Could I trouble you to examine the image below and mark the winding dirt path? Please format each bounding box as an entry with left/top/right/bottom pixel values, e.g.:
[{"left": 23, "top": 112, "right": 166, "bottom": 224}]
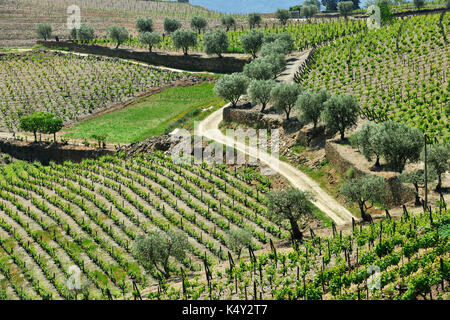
[{"left": 197, "top": 50, "right": 358, "bottom": 225}]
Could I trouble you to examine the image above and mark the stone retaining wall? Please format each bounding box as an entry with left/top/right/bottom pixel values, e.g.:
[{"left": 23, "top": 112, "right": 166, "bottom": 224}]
[
  {"left": 37, "top": 41, "right": 251, "bottom": 73},
  {"left": 0, "top": 139, "right": 115, "bottom": 165}
]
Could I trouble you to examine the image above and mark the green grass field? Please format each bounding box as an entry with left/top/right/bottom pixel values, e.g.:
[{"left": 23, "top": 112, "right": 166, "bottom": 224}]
[{"left": 64, "top": 82, "right": 225, "bottom": 143}]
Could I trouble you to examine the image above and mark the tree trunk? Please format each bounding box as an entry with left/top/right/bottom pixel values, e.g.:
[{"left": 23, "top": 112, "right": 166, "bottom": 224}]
[
  {"left": 359, "top": 203, "right": 371, "bottom": 222},
  {"left": 436, "top": 175, "right": 442, "bottom": 192},
  {"left": 115, "top": 43, "right": 120, "bottom": 49},
  {"left": 413, "top": 184, "right": 421, "bottom": 206},
  {"left": 33, "top": 131, "right": 37, "bottom": 142},
  {"left": 340, "top": 130, "right": 345, "bottom": 141},
  {"left": 289, "top": 217, "right": 303, "bottom": 242},
  {"left": 375, "top": 156, "right": 380, "bottom": 167},
  {"left": 53, "top": 132, "right": 56, "bottom": 142},
  {"left": 260, "top": 103, "right": 266, "bottom": 113}
]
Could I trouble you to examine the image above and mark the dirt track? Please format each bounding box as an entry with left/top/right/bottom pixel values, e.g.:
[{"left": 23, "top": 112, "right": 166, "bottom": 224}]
[{"left": 197, "top": 50, "right": 358, "bottom": 226}]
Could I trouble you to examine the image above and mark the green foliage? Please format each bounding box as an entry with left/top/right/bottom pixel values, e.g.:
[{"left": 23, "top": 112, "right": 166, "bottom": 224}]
[
  {"left": 213, "top": 73, "right": 249, "bottom": 107},
  {"left": 163, "top": 18, "right": 182, "bottom": 34},
  {"left": 135, "top": 17, "right": 154, "bottom": 33},
  {"left": 203, "top": 30, "right": 229, "bottom": 57},
  {"left": 413, "top": 0, "right": 425, "bottom": 9},
  {"left": 190, "top": 16, "right": 208, "bottom": 34},
  {"left": 107, "top": 26, "right": 129, "bottom": 49},
  {"left": 42, "top": 116, "right": 63, "bottom": 142},
  {"left": 221, "top": 15, "right": 236, "bottom": 31},
  {"left": 172, "top": 30, "right": 197, "bottom": 55},
  {"left": 295, "top": 89, "right": 330, "bottom": 128},
  {"left": 422, "top": 143, "right": 450, "bottom": 190},
  {"left": 266, "top": 188, "right": 315, "bottom": 241},
  {"left": 271, "top": 83, "right": 302, "bottom": 120},
  {"left": 370, "top": 121, "right": 423, "bottom": 172},
  {"left": 248, "top": 13, "right": 262, "bottom": 29},
  {"left": 36, "top": 23, "right": 52, "bottom": 41},
  {"left": 240, "top": 30, "right": 264, "bottom": 58},
  {"left": 19, "top": 112, "right": 62, "bottom": 142},
  {"left": 76, "top": 24, "right": 95, "bottom": 43},
  {"left": 248, "top": 79, "right": 276, "bottom": 112},
  {"left": 139, "top": 32, "right": 161, "bottom": 52},
  {"left": 275, "top": 8, "right": 291, "bottom": 25},
  {"left": 340, "top": 175, "right": 387, "bottom": 221},
  {"left": 227, "top": 228, "right": 253, "bottom": 258},
  {"left": 322, "top": 94, "right": 359, "bottom": 140},
  {"left": 301, "top": 5, "right": 318, "bottom": 22},
  {"left": 243, "top": 58, "right": 275, "bottom": 80},
  {"left": 337, "top": 1, "right": 354, "bottom": 18},
  {"left": 353, "top": 122, "right": 381, "bottom": 165},
  {"left": 262, "top": 32, "right": 295, "bottom": 53},
  {"left": 133, "top": 230, "right": 188, "bottom": 279}
]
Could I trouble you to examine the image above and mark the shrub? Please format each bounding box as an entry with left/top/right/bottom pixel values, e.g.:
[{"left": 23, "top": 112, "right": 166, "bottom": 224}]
[
  {"left": 296, "top": 89, "right": 330, "bottom": 128},
  {"left": 260, "top": 39, "right": 292, "bottom": 56},
  {"left": 139, "top": 32, "right": 161, "bottom": 52},
  {"left": 135, "top": 17, "right": 153, "bottom": 33},
  {"left": 107, "top": 25, "right": 129, "bottom": 49},
  {"left": 214, "top": 73, "right": 249, "bottom": 107},
  {"left": 262, "top": 53, "right": 287, "bottom": 78},
  {"left": 76, "top": 24, "right": 95, "bottom": 43},
  {"left": 243, "top": 58, "right": 275, "bottom": 80},
  {"left": 163, "top": 18, "right": 181, "bottom": 34},
  {"left": 422, "top": 143, "right": 450, "bottom": 191},
  {"left": 301, "top": 5, "right": 318, "bottom": 22},
  {"left": 36, "top": 23, "right": 52, "bottom": 41},
  {"left": 172, "top": 30, "right": 197, "bottom": 55},
  {"left": 203, "top": 30, "right": 229, "bottom": 57}
]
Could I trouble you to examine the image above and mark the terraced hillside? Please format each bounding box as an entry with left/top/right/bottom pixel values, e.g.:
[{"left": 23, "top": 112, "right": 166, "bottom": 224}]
[
  {"left": 301, "top": 13, "right": 449, "bottom": 141},
  {"left": 0, "top": 0, "right": 235, "bottom": 47},
  {"left": 0, "top": 152, "right": 303, "bottom": 299},
  {"left": 151, "top": 207, "right": 450, "bottom": 300},
  {"left": 0, "top": 51, "right": 199, "bottom": 133}
]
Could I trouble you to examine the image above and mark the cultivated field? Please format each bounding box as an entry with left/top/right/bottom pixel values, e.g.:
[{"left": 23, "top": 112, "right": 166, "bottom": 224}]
[
  {"left": 0, "top": 51, "right": 198, "bottom": 134},
  {"left": 302, "top": 13, "right": 449, "bottom": 141}
]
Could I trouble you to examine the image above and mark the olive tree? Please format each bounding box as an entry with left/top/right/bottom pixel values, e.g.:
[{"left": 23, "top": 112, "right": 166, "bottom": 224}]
[
  {"left": 214, "top": 73, "right": 249, "bottom": 107},
  {"left": 338, "top": 1, "right": 354, "bottom": 19},
  {"left": 340, "top": 175, "right": 387, "bottom": 222},
  {"left": 243, "top": 58, "right": 275, "bottom": 80},
  {"left": 263, "top": 53, "right": 287, "bottom": 78},
  {"left": 107, "top": 25, "right": 129, "bottom": 49},
  {"left": 36, "top": 23, "right": 52, "bottom": 41},
  {"left": 275, "top": 8, "right": 291, "bottom": 25},
  {"left": 422, "top": 143, "right": 450, "bottom": 191},
  {"left": 295, "top": 89, "right": 330, "bottom": 128},
  {"left": 260, "top": 39, "right": 292, "bottom": 56},
  {"left": 163, "top": 18, "right": 182, "bottom": 34},
  {"left": 76, "top": 24, "right": 95, "bottom": 43},
  {"left": 43, "top": 115, "right": 63, "bottom": 142},
  {"left": 413, "top": 0, "right": 425, "bottom": 9},
  {"left": 172, "top": 30, "right": 197, "bottom": 55},
  {"left": 139, "top": 32, "right": 161, "bottom": 52},
  {"left": 301, "top": 5, "right": 318, "bottom": 23},
  {"left": 370, "top": 121, "right": 423, "bottom": 172},
  {"left": 399, "top": 169, "right": 437, "bottom": 206},
  {"left": 19, "top": 112, "right": 49, "bottom": 142},
  {"left": 240, "top": 30, "right": 264, "bottom": 58},
  {"left": 266, "top": 188, "right": 315, "bottom": 242},
  {"left": 353, "top": 122, "right": 382, "bottom": 167},
  {"left": 262, "top": 32, "right": 295, "bottom": 52},
  {"left": 221, "top": 15, "right": 236, "bottom": 31},
  {"left": 227, "top": 228, "right": 253, "bottom": 259},
  {"left": 135, "top": 17, "right": 153, "bottom": 33},
  {"left": 203, "top": 30, "right": 229, "bottom": 57},
  {"left": 270, "top": 83, "right": 302, "bottom": 120},
  {"left": 248, "top": 13, "right": 262, "bottom": 29},
  {"left": 321, "top": 94, "right": 359, "bottom": 140},
  {"left": 248, "top": 79, "right": 275, "bottom": 113},
  {"left": 190, "top": 16, "right": 208, "bottom": 34},
  {"left": 133, "top": 230, "right": 188, "bottom": 279}
]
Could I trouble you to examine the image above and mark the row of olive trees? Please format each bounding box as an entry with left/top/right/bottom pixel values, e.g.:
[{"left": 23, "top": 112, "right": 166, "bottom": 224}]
[{"left": 19, "top": 112, "right": 63, "bottom": 142}]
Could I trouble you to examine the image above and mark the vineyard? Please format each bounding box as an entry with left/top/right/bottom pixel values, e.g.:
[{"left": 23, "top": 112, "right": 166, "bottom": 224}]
[
  {"left": 0, "top": 152, "right": 310, "bottom": 299},
  {"left": 0, "top": 0, "right": 236, "bottom": 47},
  {"left": 86, "top": 18, "right": 367, "bottom": 54},
  {"left": 301, "top": 13, "right": 449, "bottom": 141},
  {"left": 0, "top": 51, "right": 197, "bottom": 134},
  {"left": 148, "top": 206, "right": 450, "bottom": 300}
]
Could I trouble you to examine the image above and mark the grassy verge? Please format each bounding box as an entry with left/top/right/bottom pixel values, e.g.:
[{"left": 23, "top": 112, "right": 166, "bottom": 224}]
[{"left": 64, "top": 82, "right": 225, "bottom": 143}]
